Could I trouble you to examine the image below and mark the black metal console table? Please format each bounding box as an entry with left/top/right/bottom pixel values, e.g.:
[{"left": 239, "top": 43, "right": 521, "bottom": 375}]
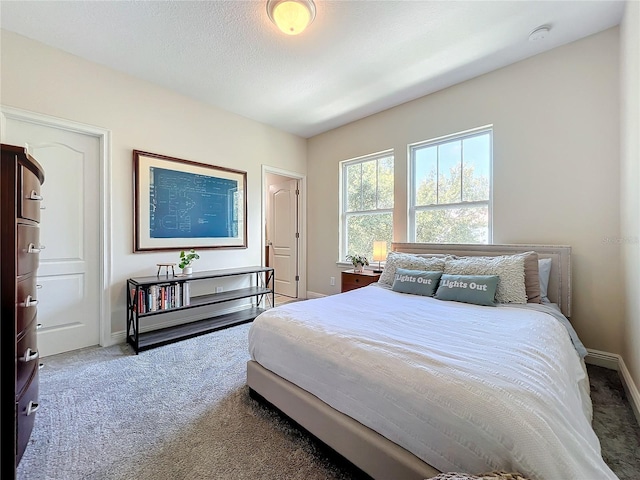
[{"left": 126, "top": 266, "right": 274, "bottom": 354}]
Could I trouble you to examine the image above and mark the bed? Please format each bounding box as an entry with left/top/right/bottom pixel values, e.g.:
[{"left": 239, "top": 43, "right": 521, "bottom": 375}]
[{"left": 246, "top": 243, "right": 617, "bottom": 480}]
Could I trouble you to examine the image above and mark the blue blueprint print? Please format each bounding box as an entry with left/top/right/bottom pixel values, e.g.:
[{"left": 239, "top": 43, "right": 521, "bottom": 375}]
[{"left": 149, "top": 167, "right": 239, "bottom": 239}]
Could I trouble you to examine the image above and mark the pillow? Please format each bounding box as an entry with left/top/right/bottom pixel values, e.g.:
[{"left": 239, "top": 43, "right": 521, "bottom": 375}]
[
  {"left": 444, "top": 254, "right": 527, "bottom": 304},
  {"left": 391, "top": 268, "right": 442, "bottom": 296},
  {"left": 461, "top": 252, "right": 540, "bottom": 303},
  {"left": 379, "top": 251, "right": 446, "bottom": 286},
  {"left": 538, "top": 258, "right": 552, "bottom": 303},
  {"left": 523, "top": 251, "right": 541, "bottom": 304},
  {"left": 435, "top": 274, "right": 499, "bottom": 306}
]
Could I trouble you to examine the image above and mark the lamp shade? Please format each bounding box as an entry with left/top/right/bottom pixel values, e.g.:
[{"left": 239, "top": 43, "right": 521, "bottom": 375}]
[
  {"left": 267, "top": 0, "right": 316, "bottom": 36},
  {"left": 372, "top": 241, "right": 387, "bottom": 262}
]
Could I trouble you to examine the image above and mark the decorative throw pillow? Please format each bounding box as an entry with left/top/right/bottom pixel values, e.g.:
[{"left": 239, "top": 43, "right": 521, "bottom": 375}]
[
  {"left": 391, "top": 268, "right": 442, "bottom": 296},
  {"left": 379, "top": 251, "right": 446, "bottom": 286},
  {"left": 435, "top": 274, "right": 499, "bottom": 307},
  {"left": 522, "top": 251, "right": 541, "bottom": 303},
  {"left": 444, "top": 254, "right": 527, "bottom": 304},
  {"left": 538, "top": 257, "right": 552, "bottom": 303},
  {"left": 460, "top": 252, "right": 539, "bottom": 303}
]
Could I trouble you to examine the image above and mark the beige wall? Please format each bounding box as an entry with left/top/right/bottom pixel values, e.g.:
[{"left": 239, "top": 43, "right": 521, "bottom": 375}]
[
  {"left": 0, "top": 30, "right": 307, "bottom": 339},
  {"left": 308, "top": 28, "right": 622, "bottom": 355},
  {"left": 620, "top": 1, "right": 640, "bottom": 392}
]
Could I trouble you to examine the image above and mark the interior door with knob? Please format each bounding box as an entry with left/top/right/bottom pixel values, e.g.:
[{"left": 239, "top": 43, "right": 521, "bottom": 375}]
[
  {"left": 4, "top": 118, "right": 101, "bottom": 356},
  {"left": 268, "top": 179, "right": 299, "bottom": 298}
]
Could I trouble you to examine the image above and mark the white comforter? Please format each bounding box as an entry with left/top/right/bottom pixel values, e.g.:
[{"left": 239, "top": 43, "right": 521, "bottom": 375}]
[{"left": 248, "top": 285, "right": 617, "bottom": 480}]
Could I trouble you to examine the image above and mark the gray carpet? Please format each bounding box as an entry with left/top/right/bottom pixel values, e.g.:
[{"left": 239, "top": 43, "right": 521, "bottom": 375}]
[
  {"left": 17, "top": 323, "right": 640, "bottom": 480},
  {"left": 589, "top": 364, "right": 640, "bottom": 479}
]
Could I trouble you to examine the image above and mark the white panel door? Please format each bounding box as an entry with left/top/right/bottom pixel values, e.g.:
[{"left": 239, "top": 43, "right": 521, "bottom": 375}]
[
  {"left": 4, "top": 119, "right": 100, "bottom": 357},
  {"left": 269, "top": 179, "right": 298, "bottom": 298}
]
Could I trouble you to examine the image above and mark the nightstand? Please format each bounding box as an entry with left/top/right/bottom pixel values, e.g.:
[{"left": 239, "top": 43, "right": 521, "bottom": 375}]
[{"left": 341, "top": 269, "right": 382, "bottom": 293}]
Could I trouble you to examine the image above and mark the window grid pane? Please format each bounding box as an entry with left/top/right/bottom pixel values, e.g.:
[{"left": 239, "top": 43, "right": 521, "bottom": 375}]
[
  {"left": 414, "top": 146, "right": 437, "bottom": 206},
  {"left": 377, "top": 156, "right": 394, "bottom": 209},
  {"left": 361, "top": 160, "right": 377, "bottom": 211},
  {"left": 346, "top": 163, "right": 362, "bottom": 212},
  {"left": 462, "top": 134, "right": 491, "bottom": 202},
  {"left": 437, "top": 141, "right": 462, "bottom": 205},
  {"left": 415, "top": 204, "right": 489, "bottom": 244},
  {"left": 346, "top": 212, "right": 393, "bottom": 261}
]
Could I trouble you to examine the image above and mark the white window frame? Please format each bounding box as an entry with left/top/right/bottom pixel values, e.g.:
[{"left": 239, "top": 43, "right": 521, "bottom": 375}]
[
  {"left": 408, "top": 126, "right": 493, "bottom": 244},
  {"left": 339, "top": 150, "right": 394, "bottom": 262}
]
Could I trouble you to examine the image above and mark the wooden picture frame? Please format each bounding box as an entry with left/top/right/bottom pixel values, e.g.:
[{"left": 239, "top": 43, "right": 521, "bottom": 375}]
[{"left": 133, "top": 150, "right": 247, "bottom": 252}]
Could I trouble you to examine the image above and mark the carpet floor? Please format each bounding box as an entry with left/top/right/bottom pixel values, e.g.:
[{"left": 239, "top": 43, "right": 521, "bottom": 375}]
[{"left": 17, "top": 323, "right": 640, "bottom": 480}]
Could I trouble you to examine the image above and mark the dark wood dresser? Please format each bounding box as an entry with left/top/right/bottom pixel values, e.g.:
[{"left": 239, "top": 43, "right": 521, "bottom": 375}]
[{"left": 1, "top": 143, "right": 45, "bottom": 475}]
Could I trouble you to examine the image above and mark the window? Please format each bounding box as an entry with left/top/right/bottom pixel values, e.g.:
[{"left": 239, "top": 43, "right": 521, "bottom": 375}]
[
  {"left": 341, "top": 151, "right": 394, "bottom": 262},
  {"left": 409, "top": 127, "right": 492, "bottom": 244}
]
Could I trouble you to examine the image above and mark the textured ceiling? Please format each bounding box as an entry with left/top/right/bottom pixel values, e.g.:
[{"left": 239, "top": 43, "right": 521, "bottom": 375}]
[{"left": 0, "top": 1, "right": 626, "bottom": 138}]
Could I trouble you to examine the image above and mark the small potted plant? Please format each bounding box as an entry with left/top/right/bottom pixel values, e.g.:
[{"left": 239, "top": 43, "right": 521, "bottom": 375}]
[
  {"left": 346, "top": 254, "right": 369, "bottom": 273},
  {"left": 178, "top": 249, "right": 200, "bottom": 275}
]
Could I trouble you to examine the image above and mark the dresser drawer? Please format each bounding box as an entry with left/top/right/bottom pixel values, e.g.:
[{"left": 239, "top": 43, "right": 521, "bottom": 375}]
[
  {"left": 17, "top": 223, "right": 40, "bottom": 276},
  {"left": 16, "top": 366, "right": 39, "bottom": 465},
  {"left": 341, "top": 270, "right": 381, "bottom": 292},
  {"left": 17, "top": 275, "right": 39, "bottom": 334},
  {"left": 16, "top": 318, "right": 39, "bottom": 397},
  {"left": 20, "top": 165, "right": 43, "bottom": 223}
]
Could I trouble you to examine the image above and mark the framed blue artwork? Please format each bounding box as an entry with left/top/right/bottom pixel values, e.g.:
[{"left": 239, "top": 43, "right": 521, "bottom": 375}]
[{"left": 133, "top": 150, "right": 247, "bottom": 252}]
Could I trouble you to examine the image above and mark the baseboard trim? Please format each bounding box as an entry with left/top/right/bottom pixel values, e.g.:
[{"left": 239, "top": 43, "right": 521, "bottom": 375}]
[
  {"left": 110, "top": 331, "right": 126, "bottom": 346},
  {"left": 619, "top": 356, "right": 640, "bottom": 425},
  {"left": 586, "top": 349, "right": 640, "bottom": 425},
  {"left": 306, "top": 291, "right": 327, "bottom": 299},
  {"left": 585, "top": 348, "right": 619, "bottom": 370}
]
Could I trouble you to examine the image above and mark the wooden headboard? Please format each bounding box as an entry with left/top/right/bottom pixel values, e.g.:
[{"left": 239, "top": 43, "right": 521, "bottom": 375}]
[{"left": 391, "top": 243, "right": 572, "bottom": 318}]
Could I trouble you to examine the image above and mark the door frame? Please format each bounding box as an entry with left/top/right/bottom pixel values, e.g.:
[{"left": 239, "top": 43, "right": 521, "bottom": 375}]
[
  {"left": 1, "top": 105, "right": 113, "bottom": 348},
  {"left": 262, "top": 165, "right": 306, "bottom": 299}
]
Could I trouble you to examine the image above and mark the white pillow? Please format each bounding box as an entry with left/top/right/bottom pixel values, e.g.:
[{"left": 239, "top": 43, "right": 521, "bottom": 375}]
[
  {"left": 444, "top": 254, "right": 527, "bottom": 304},
  {"left": 379, "top": 252, "right": 446, "bottom": 286},
  {"left": 538, "top": 258, "right": 552, "bottom": 303}
]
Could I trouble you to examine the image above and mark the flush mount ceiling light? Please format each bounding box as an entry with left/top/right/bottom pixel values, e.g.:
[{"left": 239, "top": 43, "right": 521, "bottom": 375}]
[
  {"left": 267, "top": 0, "right": 316, "bottom": 36},
  {"left": 529, "top": 25, "right": 551, "bottom": 42}
]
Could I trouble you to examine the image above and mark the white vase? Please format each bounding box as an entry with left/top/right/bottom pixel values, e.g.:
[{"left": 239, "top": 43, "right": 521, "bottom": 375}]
[
  {"left": 182, "top": 266, "right": 192, "bottom": 275},
  {"left": 354, "top": 263, "right": 364, "bottom": 273}
]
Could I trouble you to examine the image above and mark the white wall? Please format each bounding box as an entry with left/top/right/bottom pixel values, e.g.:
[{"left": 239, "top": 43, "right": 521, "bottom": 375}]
[
  {"left": 307, "top": 28, "right": 622, "bottom": 355},
  {"left": 0, "top": 30, "right": 307, "bottom": 340},
  {"left": 620, "top": 1, "right": 640, "bottom": 392}
]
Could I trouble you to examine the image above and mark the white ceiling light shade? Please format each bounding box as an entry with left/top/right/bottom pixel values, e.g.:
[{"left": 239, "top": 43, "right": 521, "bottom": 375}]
[{"left": 267, "top": 0, "right": 316, "bottom": 36}]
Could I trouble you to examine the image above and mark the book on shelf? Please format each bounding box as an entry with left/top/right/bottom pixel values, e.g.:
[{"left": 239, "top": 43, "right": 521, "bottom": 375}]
[
  {"left": 175, "top": 283, "right": 182, "bottom": 308},
  {"left": 148, "top": 286, "right": 154, "bottom": 312},
  {"left": 138, "top": 289, "right": 145, "bottom": 313},
  {"left": 183, "top": 282, "right": 190, "bottom": 306}
]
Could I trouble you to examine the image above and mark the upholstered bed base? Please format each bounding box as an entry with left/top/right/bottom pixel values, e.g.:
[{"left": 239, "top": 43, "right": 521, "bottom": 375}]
[{"left": 247, "top": 359, "right": 440, "bottom": 479}]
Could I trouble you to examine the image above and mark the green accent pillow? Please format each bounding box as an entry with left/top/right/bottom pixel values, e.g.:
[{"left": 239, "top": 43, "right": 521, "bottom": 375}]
[
  {"left": 435, "top": 274, "right": 499, "bottom": 306},
  {"left": 391, "top": 268, "right": 443, "bottom": 296}
]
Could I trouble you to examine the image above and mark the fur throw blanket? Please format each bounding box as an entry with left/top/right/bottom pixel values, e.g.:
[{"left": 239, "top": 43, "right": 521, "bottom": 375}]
[{"left": 427, "top": 472, "right": 530, "bottom": 480}]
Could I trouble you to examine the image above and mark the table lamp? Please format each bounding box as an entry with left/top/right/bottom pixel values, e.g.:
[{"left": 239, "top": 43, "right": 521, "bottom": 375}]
[{"left": 372, "top": 241, "right": 387, "bottom": 273}]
